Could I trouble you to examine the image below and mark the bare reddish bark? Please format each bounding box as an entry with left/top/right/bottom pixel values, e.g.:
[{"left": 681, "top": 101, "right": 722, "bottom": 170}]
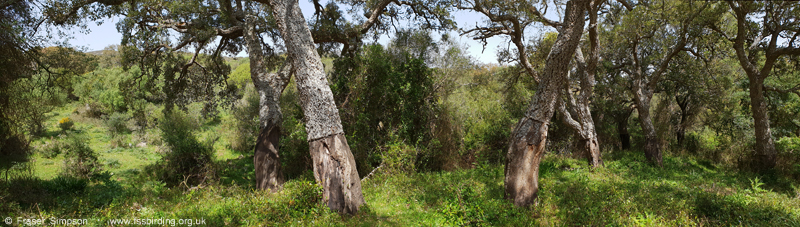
[{"left": 243, "top": 15, "right": 291, "bottom": 191}]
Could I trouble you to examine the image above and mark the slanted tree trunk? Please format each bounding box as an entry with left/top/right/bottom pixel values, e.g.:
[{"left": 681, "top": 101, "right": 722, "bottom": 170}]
[
  {"left": 555, "top": 4, "right": 603, "bottom": 168},
  {"left": 504, "top": 0, "right": 587, "bottom": 207},
  {"left": 557, "top": 49, "right": 601, "bottom": 167},
  {"left": 243, "top": 15, "right": 291, "bottom": 192},
  {"left": 558, "top": 96, "right": 601, "bottom": 167},
  {"left": 258, "top": 0, "right": 365, "bottom": 213}
]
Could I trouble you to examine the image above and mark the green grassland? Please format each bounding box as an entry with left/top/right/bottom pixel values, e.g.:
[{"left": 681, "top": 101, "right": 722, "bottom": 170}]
[{"left": 1, "top": 102, "right": 799, "bottom": 226}]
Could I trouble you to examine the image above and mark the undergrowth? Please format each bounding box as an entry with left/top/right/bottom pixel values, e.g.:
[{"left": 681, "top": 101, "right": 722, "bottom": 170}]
[
  {"left": 3, "top": 103, "right": 799, "bottom": 226},
  {"left": 3, "top": 149, "right": 799, "bottom": 226}
]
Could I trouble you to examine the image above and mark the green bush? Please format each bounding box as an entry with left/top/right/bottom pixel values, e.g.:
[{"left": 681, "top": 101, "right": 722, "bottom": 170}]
[
  {"left": 153, "top": 110, "right": 215, "bottom": 186},
  {"left": 38, "top": 137, "right": 66, "bottom": 158},
  {"left": 225, "top": 83, "right": 259, "bottom": 153},
  {"left": 226, "top": 62, "right": 251, "bottom": 89},
  {"left": 382, "top": 138, "right": 418, "bottom": 174},
  {"left": 776, "top": 136, "right": 800, "bottom": 154},
  {"left": 686, "top": 127, "right": 720, "bottom": 159},
  {"left": 105, "top": 111, "right": 130, "bottom": 137},
  {"left": 83, "top": 102, "right": 105, "bottom": 118},
  {"left": 61, "top": 135, "right": 102, "bottom": 179},
  {"left": 283, "top": 179, "right": 324, "bottom": 217},
  {"left": 452, "top": 67, "right": 524, "bottom": 165},
  {"left": 275, "top": 78, "right": 312, "bottom": 179},
  {"left": 74, "top": 67, "right": 140, "bottom": 114},
  {"left": 46, "top": 176, "right": 88, "bottom": 195},
  {"left": 331, "top": 43, "right": 436, "bottom": 173}
]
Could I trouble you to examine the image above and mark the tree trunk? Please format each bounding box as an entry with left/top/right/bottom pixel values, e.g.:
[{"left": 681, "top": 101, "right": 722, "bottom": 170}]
[
  {"left": 259, "top": 0, "right": 365, "bottom": 213},
  {"left": 616, "top": 110, "right": 632, "bottom": 150},
  {"left": 748, "top": 76, "right": 777, "bottom": 171},
  {"left": 558, "top": 85, "right": 602, "bottom": 168},
  {"left": 728, "top": 2, "right": 779, "bottom": 172},
  {"left": 676, "top": 95, "right": 690, "bottom": 148},
  {"left": 558, "top": 98, "right": 602, "bottom": 168},
  {"left": 243, "top": 15, "right": 291, "bottom": 192},
  {"left": 633, "top": 90, "right": 662, "bottom": 167},
  {"left": 555, "top": 4, "right": 603, "bottom": 168},
  {"left": 504, "top": 0, "right": 587, "bottom": 207}
]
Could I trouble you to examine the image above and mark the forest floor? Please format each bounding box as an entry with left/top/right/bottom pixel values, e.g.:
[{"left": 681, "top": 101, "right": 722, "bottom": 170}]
[{"left": 1, "top": 103, "right": 799, "bottom": 226}]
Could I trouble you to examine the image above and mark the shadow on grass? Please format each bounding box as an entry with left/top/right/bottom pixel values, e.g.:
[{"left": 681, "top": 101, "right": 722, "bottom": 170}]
[
  {"left": 0, "top": 172, "right": 126, "bottom": 216},
  {"left": 217, "top": 156, "right": 255, "bottom": 188}
]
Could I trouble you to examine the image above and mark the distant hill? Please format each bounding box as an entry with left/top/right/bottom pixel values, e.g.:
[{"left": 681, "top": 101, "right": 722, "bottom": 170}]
[{"left": 86, "top": 50, "right": 106, "bottom": 56}]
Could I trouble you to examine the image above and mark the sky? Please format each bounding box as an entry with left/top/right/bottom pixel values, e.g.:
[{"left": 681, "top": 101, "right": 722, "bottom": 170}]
[{"left": 65, "top": 1, "right": 559, "bottom": 65}]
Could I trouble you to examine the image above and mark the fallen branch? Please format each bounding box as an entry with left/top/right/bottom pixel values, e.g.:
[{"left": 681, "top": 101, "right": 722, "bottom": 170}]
[{"left": 361, "top": 162, "right": 383, "bottom": 182}]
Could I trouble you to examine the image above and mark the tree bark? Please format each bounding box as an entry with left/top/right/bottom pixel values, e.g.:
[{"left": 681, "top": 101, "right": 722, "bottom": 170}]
[
  {"left": 676, "top": 95, "right": 690, "bottom": 148},
  {"left": 243, "top": 15, "right": 291, "bottom": 192},
  {"left": 632, "top": 84, "right": 662, "bottom": 166},
  {"left": 555, "top": 3, "right": 603, "bottom": 168},
  {"left": 257, "top": 0, "right": 365, "bottom": 213},
  {"left": 504, "top": 0, "right": 587, "bottom": 207},
  {"left": 616, "top": 109, "right": 632, "bottom": 150},
  {"left": 749, "top": 78, "right": 777, "bottom": 170},
  {"left": 728, "top": 2, "right": 782, "bottom": 172}
]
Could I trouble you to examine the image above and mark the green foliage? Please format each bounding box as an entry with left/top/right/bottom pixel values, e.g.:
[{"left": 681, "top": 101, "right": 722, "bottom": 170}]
[
  {"left": 382, "top": 138, "right": 418, "bottom": 174},
  {"left": 448, "top": 66, "right": 530, "bottom": 165},
  {"left": 226, "top": 62, "right": 251, "bottom": 90},
  {"left": 776, "top": 136, "right": 800, "bottom": 154},
  {"left": 278, "top": 80, "right": 311, "bottom": 179},
  {"left": 46, "top": 176, "right": 88, "bottom": 195},
  {"left": 61, "top": 135, "right": 102, "bottom": 179},
  {"left": 686, "top": 127, "right": 719, "bottom": 155},
  {"left": 283, "top": 179, "right": 324, "bottom": 216},
  {"left": 441, "top": 184, "right": 491, "bottom": 226},
  {"left": 75, "top": 67, "right": 142, "bottom": 113},
  {"left": 224, "top": 83, "right": 259, "bottom": 153},
  {"left": 104, "top": 112, "right": 130, "bottom": 138},
  {"left": 38, "top": 136, "right": 67, "bottom": 158},
  {"left": 152, "top": 110, "right": 215, "bottom": 186},
  {"left": 332, "top": 42, "right": 436, "bottom": 172}
]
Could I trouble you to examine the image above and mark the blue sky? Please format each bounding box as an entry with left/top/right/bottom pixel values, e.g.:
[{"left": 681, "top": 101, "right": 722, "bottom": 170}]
[{"left": 66, "top": 1, "right": 558, "bottom": 65}]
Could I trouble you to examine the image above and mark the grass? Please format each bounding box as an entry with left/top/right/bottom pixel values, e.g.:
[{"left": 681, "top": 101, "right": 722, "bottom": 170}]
[{"left": 2, "top": 102, "right": 800, "bottom": 226}]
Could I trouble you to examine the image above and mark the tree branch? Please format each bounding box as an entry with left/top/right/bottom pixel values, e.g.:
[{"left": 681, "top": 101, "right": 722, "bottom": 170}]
[
  {"left": 764, "top": 84, "right": 800, "bottom": 97},
  {"left": 49, "top": 0, "right": 129, "bottom": 25}
]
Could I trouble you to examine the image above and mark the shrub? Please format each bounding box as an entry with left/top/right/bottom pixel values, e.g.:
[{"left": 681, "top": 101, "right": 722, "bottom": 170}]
[
  {"left": 61, "top": 135, "right": 102, "bottom": 179},
  {"left": 226, "top": 62, "right": 251, "bottom": 89},
  {"left": 83, "top": 102, "right": 105, "bottom": 118},
  {"left": 152, "top": 110, "right": 215, "bottom": 187},
  {"left": 283, "top": 179, "right": 324, "bottom": 217},
  {"left": 226, "top": 83, "right": 259, "bottom": 153},
  {"left": 686, "top": 127, "right": 721, "bottom": 160},
  {"left": 46, "top": 176, "right": 88, "bottom": 195},
  {"left": 38, "top": 137, "right": 66, "bottom": 158},
  {"left": 382, "top": 139, "right": 418, "bottom": 174},
  {"left": 331, "top": 43, "right": 436, "bottom": 173},
  {"left": 776, "top": 136, "right": 800, "bottom": 154},
  {"left": 58, "top": 117, "right": 74, "bottom": 131},
  {"left": 105, "top": 112, "right": 130, "bottom": 137}
]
